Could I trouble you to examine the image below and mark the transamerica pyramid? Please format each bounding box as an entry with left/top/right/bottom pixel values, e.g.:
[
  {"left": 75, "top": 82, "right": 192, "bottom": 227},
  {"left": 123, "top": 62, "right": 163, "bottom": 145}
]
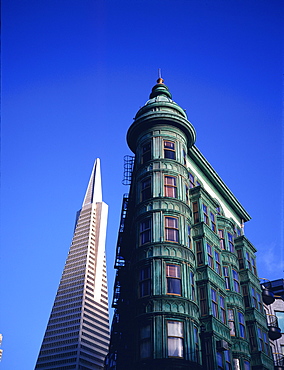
[{"left": 35, "top": 159, "right": 109, "bottom": 370}]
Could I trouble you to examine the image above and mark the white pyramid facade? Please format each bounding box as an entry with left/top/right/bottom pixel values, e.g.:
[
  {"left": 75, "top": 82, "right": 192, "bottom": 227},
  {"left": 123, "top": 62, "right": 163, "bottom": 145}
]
[{"left": 35, "top": 159, "right": 109, "bottom": 370}]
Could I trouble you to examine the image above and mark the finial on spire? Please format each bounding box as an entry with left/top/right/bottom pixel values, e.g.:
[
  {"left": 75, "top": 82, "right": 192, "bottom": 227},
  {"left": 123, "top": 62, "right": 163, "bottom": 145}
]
[{"left": 157, "top": 68, "right": 164, "bottom": 84}]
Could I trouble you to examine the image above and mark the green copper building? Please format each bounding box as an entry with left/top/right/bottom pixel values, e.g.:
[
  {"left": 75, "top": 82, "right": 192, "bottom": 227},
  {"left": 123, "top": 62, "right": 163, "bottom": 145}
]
[{"left": 105, "top": 79, "right": 274, "bottom": 370}]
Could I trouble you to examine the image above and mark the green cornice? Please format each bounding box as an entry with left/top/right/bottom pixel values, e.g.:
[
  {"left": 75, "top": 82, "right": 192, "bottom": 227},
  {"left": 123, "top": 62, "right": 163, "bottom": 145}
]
[
  {"left": 127, "top": 112, "right": 196, "bottom": 153},
  {"left": 189, "top": 145, "right": 251, "bottom": 222}
]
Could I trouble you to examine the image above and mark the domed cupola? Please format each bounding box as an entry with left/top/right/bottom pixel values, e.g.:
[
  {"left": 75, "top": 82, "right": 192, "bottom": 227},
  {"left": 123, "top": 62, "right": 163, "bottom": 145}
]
[{"left": 127, "top": 78, "right": 196, "bottom": 152}]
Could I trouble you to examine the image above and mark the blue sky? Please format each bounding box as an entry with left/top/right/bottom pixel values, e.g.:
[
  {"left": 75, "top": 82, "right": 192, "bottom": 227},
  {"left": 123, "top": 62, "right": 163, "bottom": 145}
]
[{"left": 1, "top": 0, "right": 283, "bottom": 368}]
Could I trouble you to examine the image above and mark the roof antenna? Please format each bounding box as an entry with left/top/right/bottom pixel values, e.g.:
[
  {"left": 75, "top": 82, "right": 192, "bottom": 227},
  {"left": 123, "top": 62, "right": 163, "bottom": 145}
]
[{"left": 157, "top": 68, "right": 164, "bottom": 84}]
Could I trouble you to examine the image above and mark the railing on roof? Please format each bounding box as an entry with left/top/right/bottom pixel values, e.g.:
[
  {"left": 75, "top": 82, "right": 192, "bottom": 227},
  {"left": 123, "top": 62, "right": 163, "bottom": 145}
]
[{"left": 122, "top": 155, "right": 134, "bottom": 185}]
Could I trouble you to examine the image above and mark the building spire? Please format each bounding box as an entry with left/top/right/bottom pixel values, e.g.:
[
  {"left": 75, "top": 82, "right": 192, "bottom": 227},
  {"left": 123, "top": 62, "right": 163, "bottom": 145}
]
[
  {"left": 82, "top": 158, "right": 102, "bottom": 206},
  {"left": 157, "top": 68, "right": 164, "bottom": 84}
]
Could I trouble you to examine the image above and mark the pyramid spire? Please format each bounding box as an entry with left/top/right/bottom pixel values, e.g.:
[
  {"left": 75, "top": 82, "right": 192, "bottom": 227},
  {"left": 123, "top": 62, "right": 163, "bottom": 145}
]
[{"left": 82, "top": 158, "right": 102, "bottom": 206}]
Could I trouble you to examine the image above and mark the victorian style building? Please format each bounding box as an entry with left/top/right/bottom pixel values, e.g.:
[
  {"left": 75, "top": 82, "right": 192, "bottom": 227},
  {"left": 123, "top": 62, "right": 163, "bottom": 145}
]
[{"left": 105, "top": 79, "right": 274, "bottom": 370}]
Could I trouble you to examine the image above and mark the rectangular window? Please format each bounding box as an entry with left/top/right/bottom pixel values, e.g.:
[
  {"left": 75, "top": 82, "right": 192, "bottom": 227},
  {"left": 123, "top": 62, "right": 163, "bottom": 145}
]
[
  {"left": 164, "top": 176, "right": 177, "bottom": 198},
  {"left": 242, "top": 285, "right": 249, "bottom": 307},
  {"left": 223, "top": 266, "right": 230, "bottom": 290},
  {"left": 219, "top": 229, "right": 225, "bottom": 250},
  {"left": 140, "top": 324, "right": 151, "bottom": 358},
  {"left": 210, "top": 212, "right": 216, "bottom": 232},
  {"left": 228, "top": 309, "right": 235, "bottom": 336},
  {"left": 251, "top": 287, "right": 257, "bottom": 308},
  {"left": 189, "top": 173, "right": 195, "bottom": 188},
  {"left": 217, "top": 351, "right": 223, "bottom": 370},
  {"left": 207, "top": 243, "right": 214, "bottom": 269},
  {"left": 193, "top": 201, "right": 199, "bottom": 223},
  {"left": 232, "top": 269, "right": 240, "bottom": 293},
  {"left": 196, "top": 241, "right": 203, "bottom": 265},
  {"left": 142, "top": 142, "right": 151, "bottom": 164},
  {"left": 187, "top": 225, "right": 191, "bottom": 248},
  {"left": 228, "top": 233, "right": 234, "bottom": 252},
  {"left": 166, "top": 264, "right": 181, "bottom": 295},
  {"left": 275, "top": 311, "right": 284, "bottom": 333},
  {"left": 194, "top": 326, "right": 199, "bottom": 362},
  {"left": 191, "top": 272, "right": 196, "bottom": 301},
  {"left": 140, "top": 218, "right": 151, "bottom": 245},
  {"left": 211, "top": 288, "right": 218, "bottom": 318},
  {"left": 203, "top": 204, "right": 209, "bottom": 225},
  {"left": 238, "top": 312, "right": 245, "bottom": 338},
  {"left": 257, "top": 292, "right": 263, "bottom": 312},
  {"left": 185, "top": 184, "right": 189, "bottom": 204},
  {"left": 182, "top": 149, "right": 187, "bottom": 165},
  {"left": 237, "top": 249, "right": 244, "bottom": 269},
  {"left": 251, "top": 257, "right": 257, "bottom": 275},
  {"left": 258, "top": 328, "right": 265, "bottom": 352},
  {"left": 141, "top": 177, "right": 151, "bottom": 201},
  {"left": 164, "top": 140, "right": 176, "bottom": 159},
  {"left": 165, "top": 216, "right": 179, "bottom": 242},
  {"left": 263, "top": 332, "right": 269, "bottom": 355},
  {"left": 167, "top": 321, "right": 183, "bottom": 357},
  {"left": 215, "top": 251, "right": 221, "bottom": 275},
  {"left": 216, "top": 351, "right": 231, "bottom": 370},
  {"left": 244, "top": 360, "right": 251, "bottom": 370},
  {"left": 139, "top": 266, "right": 151, "bottom": 297},
  {"left": 248, "top": 325, "right": 257, "bottom": 351},
  {"left": 246, "top": 252, "right": 252, "bottom": 271},
  {"left": 199, "top": 286, "right": 208, "bottom": 315},
  {"left": 224, "top": 351, "right": 231, "bottom": 370},
  {"left": 220, "top": 296, "right": 226, "bottom": 324}
]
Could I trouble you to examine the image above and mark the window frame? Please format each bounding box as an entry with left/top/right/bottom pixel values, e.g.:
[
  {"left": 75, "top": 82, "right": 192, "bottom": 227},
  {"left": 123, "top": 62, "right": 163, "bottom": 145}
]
[
  {"left": 164, "top": 175, "right": 177, "bottom": 198},
  {"left": 193, "top": 201, "right": 200, "bottom": 223},
  {"left": 140, "top": 217, "right": 151, "bottom": 245},
  {"left": 199, "top": 286, "right": 208, "bottom": 315},
  {"left": 139, "top": 266, "right": 151, "bottom": 297},
  {"left": 207, "top": 243, "right": 214, "bottom": 269},
  {"left": 227, "top": 232, "right": 234, "bottom": 252},
  {"left": 238, "top": 312, "right": 246, "bottom": 338},
  {"left": 167, "top": 320, "right": 184, "bottom": 358},
  {"left": 218, "top": 229, "right": 225, "bottom": 250},
  {"left": 165, "top": 216, "right": 179, "bottom": 243},
  {"left": 220, "top": 295, "right": 226, "bottom": 324},
  {"left": 223, "top": 266, "right": 230, "bottom": 290},
  {"left": 166, "top": 264, "right": 181, "bottom": 296},
  {"left": 140, "top": 324, "right": 151, "bottom": 359},
  {"left": 196, "top": 240, "right": 203, "bottom": 266},
  {"left": 141, "top": 177, "right": 151, "bottom": 202},
  {"left": 211, "top": 288, "right": 218, "bottom": 319},
  {"left": 228, "top": 309, "right": 236, "bottom": 336},
  {"left": 215, "top": 251, "right": 221, "bottom": 275},
  {"left": 203, "top": 204, "right": 209, "bottom": 225},
  {"left": 210, "top": 212, "right": 216, "bottom": 232},
  {"left": 164, "top": 140, "right": 176, "bottom": 160},
  {"left": 141, "top": 142, "right": 151, "bottom": 164},
  {"left": 232, "top": 269, "right": 240, "bottom": 293},
  {"left": 189, "top": 172, "right": 195, "bottom": 188}
]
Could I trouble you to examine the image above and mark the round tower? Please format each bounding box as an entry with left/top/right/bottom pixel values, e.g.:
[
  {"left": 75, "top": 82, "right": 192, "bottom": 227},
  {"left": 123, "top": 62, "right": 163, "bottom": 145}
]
[{"left": 116, "top": 78, "right": 201, "bottom": 369}]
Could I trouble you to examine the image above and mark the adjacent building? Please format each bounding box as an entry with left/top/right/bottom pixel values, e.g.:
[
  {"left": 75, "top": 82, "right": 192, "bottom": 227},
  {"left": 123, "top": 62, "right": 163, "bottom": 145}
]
[
  {"left": 262, "top": 278, "right": 284, "bottom": 368},
  {"left": 35, "top": 159, "right": 109, "bottom": 370},
  {"left": 105, "top": 79, "right": 274, "bottom": 370}
]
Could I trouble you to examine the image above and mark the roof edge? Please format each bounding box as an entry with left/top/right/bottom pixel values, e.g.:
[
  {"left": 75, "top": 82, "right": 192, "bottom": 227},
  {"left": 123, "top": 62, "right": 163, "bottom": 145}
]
[{"left": 189, "top": 145, "right": 251, "bottom": 222}]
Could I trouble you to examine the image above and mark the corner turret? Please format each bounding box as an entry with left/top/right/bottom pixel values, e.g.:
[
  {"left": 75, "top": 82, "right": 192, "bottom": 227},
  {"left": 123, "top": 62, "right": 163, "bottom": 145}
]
[{"left": 127, "top": 79, "right": 196, "bottom": 152}]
